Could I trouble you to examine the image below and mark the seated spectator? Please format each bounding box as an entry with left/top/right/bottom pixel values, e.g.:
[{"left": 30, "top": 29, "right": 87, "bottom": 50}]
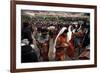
[{"left": 21, "top": 39, "right": 38, "bottom": 63}]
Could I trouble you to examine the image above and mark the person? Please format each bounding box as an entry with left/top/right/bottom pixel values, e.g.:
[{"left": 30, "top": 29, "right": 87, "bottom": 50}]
[
  {"left": 37, "top": 28, "right": 49, "bottom": 61},
  {"left": 21, "top": 22, "right": 33, "bottom": 45},
  {"left": 55, "top": 26, "right": 75, "bottom": 61},
  {"left": 73, "top": 23, "right": 88, "bottom": 55},
  {"left": 66, "top": 25, "right": 75, "bottom": 59},
  {"left": 21, "top": 22, "right": 38, "bottom": 62},
  {"left": 48, "top": 26, "right": 56, "bottom": 61},
  {"left": 55, "top": 29, "right": 68, "bottom": 61},
  {"left": 82, "top": 24, "right": 90, "bottom": 49},
  {"left": 21, "top": 39, "right": 38, "bottom": 63}
]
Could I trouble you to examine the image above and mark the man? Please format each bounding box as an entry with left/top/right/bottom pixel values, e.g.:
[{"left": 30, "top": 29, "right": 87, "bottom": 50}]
[
  {"left": 37, "top": 28, "right": 49, "bottom": 61},
  {"left": 21, "top": 22, "right": 38, "bottom": 62},
  {"left": 21, "top": 39, "right": 38, "bottom": 63},
  {"left": 21, "top": 22, "right": 33, "bottom": 45}
]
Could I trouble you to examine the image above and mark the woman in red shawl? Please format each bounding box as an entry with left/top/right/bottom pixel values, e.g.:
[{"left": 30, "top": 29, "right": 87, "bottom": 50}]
[{"left": 55, "top": 26, "right": 75, "bottom": 61}]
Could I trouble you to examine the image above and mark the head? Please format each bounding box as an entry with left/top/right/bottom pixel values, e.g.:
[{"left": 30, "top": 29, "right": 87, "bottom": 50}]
[
  {"left": 61, "top": 29, "right": 68, "bottom": 37},
  {"left": 23, "top": 22, "right": 30, "bottom": 28},
  {"left": 75, "top": 24, "right": 79, "bottom": 29},
  {"left": 21, "top": 39, "right": 29, "bottom": 45},
  {"left": 41, "top": 28, "right": 48, "bottom": 38}
]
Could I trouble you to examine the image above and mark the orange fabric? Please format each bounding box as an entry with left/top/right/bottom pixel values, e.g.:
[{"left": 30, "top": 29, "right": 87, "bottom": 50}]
[
  {"left": 55, "top": 36, "right": 66, "bottom": 60},
  {"left": 57, "top": 34, "right": 75, "bottom": 59},
  {"left": 58, "top": 36, "right": 67, "bottom": 43},
  {"left": 56, "top": 51, "right": 65, "bottom": 61}
]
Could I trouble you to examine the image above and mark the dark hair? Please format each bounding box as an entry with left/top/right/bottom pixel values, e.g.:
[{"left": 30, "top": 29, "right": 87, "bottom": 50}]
[
  {"left": 41, "top": 28, "right": 48, "bottom": 33},
  {"left": 64, "top": 29, "right": 68, "bottom": 33},
  {"left": 23, "top": 22, "right": 29, "bottom": 28}
]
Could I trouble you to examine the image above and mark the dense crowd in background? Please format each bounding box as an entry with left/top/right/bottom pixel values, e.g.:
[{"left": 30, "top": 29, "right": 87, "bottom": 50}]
[{"left": 21, "top": 15, "right": 90, "bottom": 63}]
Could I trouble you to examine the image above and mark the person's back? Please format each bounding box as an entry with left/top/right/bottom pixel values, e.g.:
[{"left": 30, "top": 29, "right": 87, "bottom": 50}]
[{"left": 21, "top": 45, "right": 38, "bottom": 63}]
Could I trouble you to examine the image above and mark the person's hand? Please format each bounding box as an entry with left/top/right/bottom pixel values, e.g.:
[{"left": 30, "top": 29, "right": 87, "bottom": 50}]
[{"left": 61, "top": 43, "right": 68, "bottom": 47}]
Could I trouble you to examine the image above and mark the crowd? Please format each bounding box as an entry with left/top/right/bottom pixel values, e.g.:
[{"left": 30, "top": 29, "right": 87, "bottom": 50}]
[{"left": 21, "top": 15, "right": 90, "bottom": 63}]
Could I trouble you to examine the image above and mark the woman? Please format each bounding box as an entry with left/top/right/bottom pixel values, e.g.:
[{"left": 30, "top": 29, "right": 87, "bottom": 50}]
[{"left": 55, "top": 29, "right": 68, "bottom": 61}]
